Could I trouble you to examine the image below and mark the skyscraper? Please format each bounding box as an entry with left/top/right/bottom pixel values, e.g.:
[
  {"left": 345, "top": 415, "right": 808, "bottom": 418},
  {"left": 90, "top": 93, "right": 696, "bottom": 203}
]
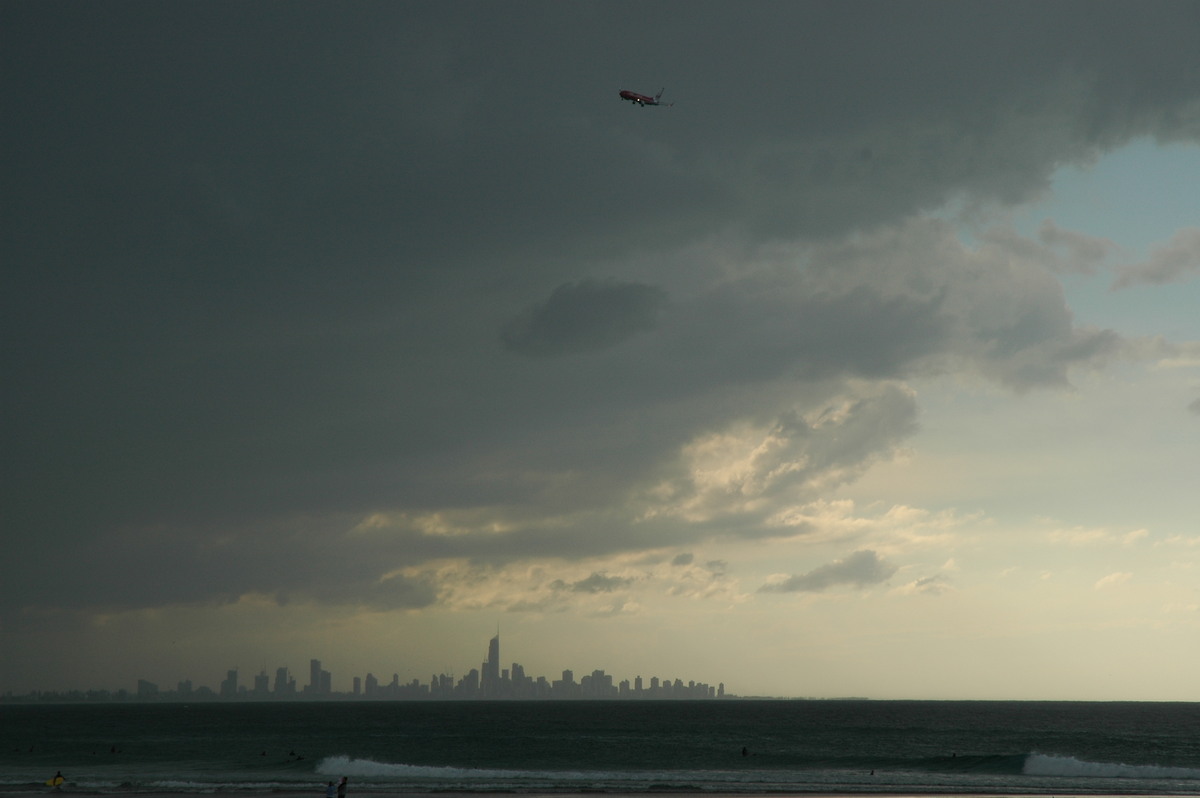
[
  {"left": 481, "top": 633, "right": 500, "bottom": 696},
  {"left": 220, "top": 669, "right": 238, "bottom": 698},
  {"left": 251, "top": 671, "right": 269, "bottom": 696},
  {"left": 309, "top": 659, "right": 321, "bottom": 693}
]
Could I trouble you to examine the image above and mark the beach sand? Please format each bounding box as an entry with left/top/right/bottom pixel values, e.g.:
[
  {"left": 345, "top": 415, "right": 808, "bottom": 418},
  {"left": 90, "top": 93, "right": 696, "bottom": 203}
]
[{"left": 4, "top": 793, "right": 1180, "bottom": 798}]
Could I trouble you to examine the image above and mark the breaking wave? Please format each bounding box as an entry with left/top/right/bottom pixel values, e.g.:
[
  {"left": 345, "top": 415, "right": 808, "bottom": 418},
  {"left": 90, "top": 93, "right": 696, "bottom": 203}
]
[
  {"left": 317, "top": 755, "right": 527, "bottom": 780},
  {"left": 1024, "top": 753, "right": 1200, "bottom": 781}
]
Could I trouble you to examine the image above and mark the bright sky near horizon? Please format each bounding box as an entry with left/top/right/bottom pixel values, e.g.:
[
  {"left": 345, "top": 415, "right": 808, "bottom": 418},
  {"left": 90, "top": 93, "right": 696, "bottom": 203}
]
[{"left": 3, "top": 1, "right": 1199, "bottom": 701}]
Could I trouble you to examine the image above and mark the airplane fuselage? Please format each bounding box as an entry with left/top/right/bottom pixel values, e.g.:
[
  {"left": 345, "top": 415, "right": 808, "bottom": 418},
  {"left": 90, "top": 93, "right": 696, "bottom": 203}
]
[{"left": 619, "top": 89, "right": 661, "bottom": 106}]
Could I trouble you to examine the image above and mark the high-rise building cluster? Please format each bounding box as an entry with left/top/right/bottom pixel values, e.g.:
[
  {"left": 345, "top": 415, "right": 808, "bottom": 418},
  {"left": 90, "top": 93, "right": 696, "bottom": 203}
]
[
  {"left": 5, "top": 634, "right": 732, "bottom": 702},
  {"left": 356, "top": 634, "right": 726, "bottom": 700}
]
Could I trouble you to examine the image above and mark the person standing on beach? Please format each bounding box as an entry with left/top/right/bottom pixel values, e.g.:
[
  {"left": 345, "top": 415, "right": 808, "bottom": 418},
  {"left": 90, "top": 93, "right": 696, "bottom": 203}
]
[
  {"left": 324, "top": 782, "right": 335, "bottom": 798},
  {"left": 337, "top": 776, "right": 348, "bottom": 798}
]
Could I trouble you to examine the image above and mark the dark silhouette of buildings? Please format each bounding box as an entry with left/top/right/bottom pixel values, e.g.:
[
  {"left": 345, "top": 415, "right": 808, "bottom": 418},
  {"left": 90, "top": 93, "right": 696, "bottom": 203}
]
[
  {"left": 352, "top": 633, "right": 726, "bottom": 701},
  {"left": 3, "top": 633, "right": 732, "bottom": 703}
]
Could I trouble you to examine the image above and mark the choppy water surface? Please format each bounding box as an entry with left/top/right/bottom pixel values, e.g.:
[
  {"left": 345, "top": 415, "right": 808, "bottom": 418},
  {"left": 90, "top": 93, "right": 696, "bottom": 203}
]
[{"left": 3, "top": 701, "right": 1198, "bottom": 795}]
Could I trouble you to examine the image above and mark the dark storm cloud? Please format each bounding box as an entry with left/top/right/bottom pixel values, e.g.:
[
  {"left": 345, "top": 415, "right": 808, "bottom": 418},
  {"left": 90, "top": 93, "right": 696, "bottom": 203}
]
[
  {"left": 799, "top": 218, "right": 1125, "bottom": 391},
  {"left": 4, "top": 1, "right": 1200, "bottom": 625},
  {"left": 501, "top": 279, "right": 668, "bottom": 356},
  {"left": 676, "top": 281, "right": 949, "bottom": 384},
  {"left": 759, "top": 550, "right": 897, "bottom": 593}
]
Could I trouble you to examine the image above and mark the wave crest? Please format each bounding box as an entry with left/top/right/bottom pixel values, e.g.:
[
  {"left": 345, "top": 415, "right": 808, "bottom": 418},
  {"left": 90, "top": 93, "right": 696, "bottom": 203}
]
[
  {"left": 316, "top": 755, "right": 520, "bottom": 780},
  {"left": 1024, "top": 753, "right": 1200, "bottom": 781}
]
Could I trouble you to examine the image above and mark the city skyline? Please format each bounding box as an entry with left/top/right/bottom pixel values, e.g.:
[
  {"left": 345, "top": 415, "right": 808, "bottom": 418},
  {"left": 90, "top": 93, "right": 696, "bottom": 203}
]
[{"left": 4, "top": 634, "right": 730, "bottom": 702}]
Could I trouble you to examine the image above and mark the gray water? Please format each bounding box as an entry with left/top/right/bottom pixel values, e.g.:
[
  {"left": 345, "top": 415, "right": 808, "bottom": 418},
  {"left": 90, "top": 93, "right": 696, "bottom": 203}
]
[{"left": 2, "top": 701, "right": 1199, "bottom": 795}]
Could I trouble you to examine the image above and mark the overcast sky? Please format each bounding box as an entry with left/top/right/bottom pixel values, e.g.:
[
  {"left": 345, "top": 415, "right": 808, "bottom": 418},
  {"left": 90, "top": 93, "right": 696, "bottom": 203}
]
[{"left": 4, "top": 0, "right": 1200, "bottom": 700}]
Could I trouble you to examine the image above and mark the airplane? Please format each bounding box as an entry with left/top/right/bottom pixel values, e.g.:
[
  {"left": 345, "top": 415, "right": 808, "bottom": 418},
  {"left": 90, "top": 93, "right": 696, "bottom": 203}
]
[{"left": 619, "top": 88, "right": 672, "bottom": 107}]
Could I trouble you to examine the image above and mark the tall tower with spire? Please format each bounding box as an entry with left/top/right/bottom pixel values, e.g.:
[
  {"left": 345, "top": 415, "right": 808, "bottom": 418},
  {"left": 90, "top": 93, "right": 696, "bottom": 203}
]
[{"left": 481, "top": 631, "right": 500, "bottom": 696}]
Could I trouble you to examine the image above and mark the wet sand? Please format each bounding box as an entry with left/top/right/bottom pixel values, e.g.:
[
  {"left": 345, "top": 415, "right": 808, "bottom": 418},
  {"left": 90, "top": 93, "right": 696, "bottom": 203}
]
[{"left": 9, "top": 793, "right": 1183, "bottom": 798}]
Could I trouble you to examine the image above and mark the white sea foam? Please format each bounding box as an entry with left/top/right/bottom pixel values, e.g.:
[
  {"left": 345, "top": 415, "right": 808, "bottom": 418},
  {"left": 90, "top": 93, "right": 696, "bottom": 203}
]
[
  {"left": 1024, "top": 753, "right": 1200, "bottom": 780},
  {"left": 317, "top": 755, "right": 525, "bottom": 780},
  {"left": 146, "top": 782, "right": 221, "bottom": 793},
  {"left": 315, "top": 756, "right": 722, "bottom": 787}
]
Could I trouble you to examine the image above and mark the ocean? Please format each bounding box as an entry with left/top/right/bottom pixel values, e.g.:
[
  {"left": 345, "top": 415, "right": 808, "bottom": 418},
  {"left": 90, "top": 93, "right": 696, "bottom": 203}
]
[{"left": 2, "top": 701, "right": 1199, "bottom": 796}]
